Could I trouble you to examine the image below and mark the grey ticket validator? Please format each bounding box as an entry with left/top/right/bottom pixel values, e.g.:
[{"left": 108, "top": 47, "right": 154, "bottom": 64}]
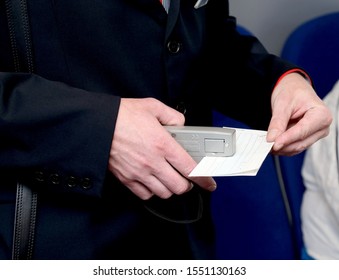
[{"left": 165, "top": 126, "right": 236, "bottom": 162}]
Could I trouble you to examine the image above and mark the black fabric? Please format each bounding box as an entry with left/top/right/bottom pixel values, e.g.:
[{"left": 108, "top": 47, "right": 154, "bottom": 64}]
[
  {"left": 0, "top": 0, "right": 303, "bottom": 259},
  {"left": 12, "top": 183, "right": 37, "bottom": 259},
  {"left": 4, "top": 0, "right": 34, "bottom": 73},
  {"left": 4, "top": 0, "right": 38, "bottom": 260}
]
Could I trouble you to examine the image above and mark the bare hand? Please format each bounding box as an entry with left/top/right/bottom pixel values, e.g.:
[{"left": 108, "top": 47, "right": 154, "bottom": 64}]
[
  {"left": 267, "top": 73, "right": 332, "bottom": 156},
  {"left": 108, "top": 98, "right": 217, "bottom": 200}
]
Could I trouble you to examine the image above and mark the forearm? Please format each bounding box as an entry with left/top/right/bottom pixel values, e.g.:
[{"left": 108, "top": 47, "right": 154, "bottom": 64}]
[{"left": 0, "top": 72, "right": 120, "bottom": 197}]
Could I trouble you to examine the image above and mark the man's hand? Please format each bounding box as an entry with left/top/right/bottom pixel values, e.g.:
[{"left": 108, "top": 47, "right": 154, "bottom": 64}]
[
  {"left": 108, "top": 98, "right": 217, "bottom": 200},
  {"left": 267, "top": 73, "right": 332, "bottom": 156}
]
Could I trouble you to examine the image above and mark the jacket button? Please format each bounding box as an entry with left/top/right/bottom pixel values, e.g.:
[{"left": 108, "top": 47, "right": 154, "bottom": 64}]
[
  {"left": 66, "top": 176, "right": 77, "bottom": 188},
  {"left": 81, "top": 178, "right": 92, "bottom": 190},
  {"left": 176, "top": 102, "right": 187, "bottom": 114},
  {"left": 34, "top": 171, "right": 45, "bottom": 183},
  {"left": 50, "top": 173, "right": 61, "bottom": 185},
  {"left": 167, "top": 40, "right": 182, "bottom": 54}
]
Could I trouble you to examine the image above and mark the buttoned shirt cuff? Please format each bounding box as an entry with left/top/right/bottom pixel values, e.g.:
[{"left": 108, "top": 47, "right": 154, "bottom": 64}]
[{"left": 274, "top": 68, "right": 312, "bottom": 90}]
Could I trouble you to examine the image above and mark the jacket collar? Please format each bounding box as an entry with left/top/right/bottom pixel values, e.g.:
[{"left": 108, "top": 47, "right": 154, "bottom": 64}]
[{"left": 131, "top": 0, "right": 168, "bottom": 23}]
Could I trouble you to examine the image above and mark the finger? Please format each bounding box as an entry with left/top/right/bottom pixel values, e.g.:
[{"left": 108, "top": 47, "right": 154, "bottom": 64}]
[
  {"left": 162, "top": 131, "right": 217, "bottom": 191},
  {"left": 146, "top": 98, "right": 185, "bottom": 126},
  {"left": 189, "top": 176, "right": 217, "bottom": 191},
  {"left": 272, "top": 106, "right": 331, "bottom": 152},
  {"left": 272, "top": 129, "right": 328, "bottom": 156},
  {"left": 125, "top": 181, "right": 154, "bottom": 200},
  {"left": 149, "top": 160, "right": 197, "bottom": 195},
  {"left": 140, "top": 173, "right": 178, "bottom": 199},
  {"left": 266, "top": 101, "right": 292, "bottom": 143}
]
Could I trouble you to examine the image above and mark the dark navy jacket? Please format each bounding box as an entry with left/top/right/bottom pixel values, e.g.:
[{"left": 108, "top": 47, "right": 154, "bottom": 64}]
[{"left": 0, "top": 0, "right": 298, "bottom": 259}]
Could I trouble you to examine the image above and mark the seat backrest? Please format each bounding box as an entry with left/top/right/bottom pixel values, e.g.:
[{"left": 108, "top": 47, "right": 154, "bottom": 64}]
[
  {"left": 210, "top": 25, "right": 303, "bottom": 260},
  {"left": 236, "top": 25, "right": 252, "bottom": 36},
  {"left": 281, "top": 11, "right": 339, "bottom": 98},
  {"left": 211, "top": 112, "right": 299, "bottom": 259},
  {"left": 213, "top": 14, "right": 339, "bottom": 259}
]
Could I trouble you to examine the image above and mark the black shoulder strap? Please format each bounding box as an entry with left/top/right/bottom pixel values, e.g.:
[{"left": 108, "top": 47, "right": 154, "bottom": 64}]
[
  {"left": 4, "top": 0, "right": 38, "bottom": 259},
  {"left": 5, "top": 0, "right": 34, "bottom": 73},
  {"left": 12, "top": 183, "right": 38, "bottom": 259}
]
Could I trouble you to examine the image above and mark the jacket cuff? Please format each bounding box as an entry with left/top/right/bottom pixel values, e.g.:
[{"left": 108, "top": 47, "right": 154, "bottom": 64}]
[{"left": 274, "top": 68, "right": 312, "bottom": 91}]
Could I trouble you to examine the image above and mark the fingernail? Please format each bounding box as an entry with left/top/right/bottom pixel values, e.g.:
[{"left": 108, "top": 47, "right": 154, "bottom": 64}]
[{"left": 209, "top": 183, "right": 217, "bottom": 191}]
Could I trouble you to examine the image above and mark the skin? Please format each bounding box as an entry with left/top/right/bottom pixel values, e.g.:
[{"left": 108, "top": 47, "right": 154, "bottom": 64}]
[
  {"left": 268, "top": 73, "right": 332, "bottom": 155},
  {"left": 108, "top": 73, "right": 332, "bottom": 200}
]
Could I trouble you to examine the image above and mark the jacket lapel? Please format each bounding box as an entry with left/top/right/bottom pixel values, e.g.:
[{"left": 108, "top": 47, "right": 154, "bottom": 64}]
[
  {"left": 165, "top": 0, "right": 181, "bottom": 39},
  {"left": 131, "top": 0, "right": 168, "bottom": 23},
  {"left": 130, "top": 0, "right": 181, "bottom": 40}
]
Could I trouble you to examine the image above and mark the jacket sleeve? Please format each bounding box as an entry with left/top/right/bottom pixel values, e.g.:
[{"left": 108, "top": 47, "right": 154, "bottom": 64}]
[
  {"left": 0, "top": 72, "right": 120, "bottom": 198},
  {"left": 206, "top": 6, "right": 306, "bottom": 129}
]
